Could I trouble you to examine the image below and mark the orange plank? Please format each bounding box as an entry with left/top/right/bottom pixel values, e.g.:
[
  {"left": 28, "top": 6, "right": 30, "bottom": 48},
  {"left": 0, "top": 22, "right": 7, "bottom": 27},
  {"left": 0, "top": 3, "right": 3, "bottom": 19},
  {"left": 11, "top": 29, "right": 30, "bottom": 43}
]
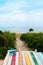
[{"left": 19, "top": 52, "right": 23, "bottom": 65}]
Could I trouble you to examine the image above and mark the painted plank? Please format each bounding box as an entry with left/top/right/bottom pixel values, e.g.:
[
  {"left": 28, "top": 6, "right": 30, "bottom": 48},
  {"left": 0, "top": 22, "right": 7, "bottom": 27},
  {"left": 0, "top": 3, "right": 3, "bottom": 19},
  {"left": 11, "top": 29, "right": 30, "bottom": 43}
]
[
  {"left": 33, "top": 52, "right": 42, "bottom": 65},
  {"left": 30, "top": 52, "right": 39, "bottom": 65},
  {"left": 11, "top": 54, "right": 16, "bottom": 65},
  {"left": 21, "top": 51, "right": 26, "bottom": 65},
  {"left": 7, "top": 55, "right": 12, "bottom": 65},
  {"left": 19, "top": 52, "right": 23, "bottom": 65},
  {"left": 24, "top": 52, "right": 31, "bottom": 65},
  {"left": 39, "top": 52, "right": 43, "bottom": 59},
  {"left": 15, "top": 52, "right": 19, "bottom": 65},
  {"left": 41, "top": 52, "right": 43, "bottom": 54},
  {"left": 36, "top": 53, "right": 43, "bottom": 64},
  {"left": 28, "top": 52, "right": 35, "bottom": 65},
  {"left": 3, "top": 51, "right": 10, "bottom": 65}
]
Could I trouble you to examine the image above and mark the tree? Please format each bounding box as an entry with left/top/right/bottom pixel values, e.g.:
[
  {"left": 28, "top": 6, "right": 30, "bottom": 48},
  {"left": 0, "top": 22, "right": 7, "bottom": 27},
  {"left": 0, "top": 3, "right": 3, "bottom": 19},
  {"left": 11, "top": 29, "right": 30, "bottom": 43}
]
[
  {"left": 29, "top": 28, "right": 34, "bottom": 32},
  {"left": 0, "top": 31, "right": 3, "bottom": 34}
]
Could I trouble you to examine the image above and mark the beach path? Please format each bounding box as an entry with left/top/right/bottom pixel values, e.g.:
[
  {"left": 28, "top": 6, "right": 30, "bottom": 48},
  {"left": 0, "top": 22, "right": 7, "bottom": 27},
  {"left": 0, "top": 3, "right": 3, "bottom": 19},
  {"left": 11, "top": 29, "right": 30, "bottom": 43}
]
[{"left": 16, "top": 37, "right": 31, "bottom": 51}]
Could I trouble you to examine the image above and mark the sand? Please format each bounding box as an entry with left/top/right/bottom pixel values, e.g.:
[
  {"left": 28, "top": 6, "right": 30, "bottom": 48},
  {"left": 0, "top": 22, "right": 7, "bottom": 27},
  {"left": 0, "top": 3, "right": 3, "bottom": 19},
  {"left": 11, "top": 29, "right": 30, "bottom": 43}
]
[
  {"left": 0, "top": 60, "right": 3, "bottom": 65},
  {"left": 16, "top": 37, "right": 29, "bottom": 51}
]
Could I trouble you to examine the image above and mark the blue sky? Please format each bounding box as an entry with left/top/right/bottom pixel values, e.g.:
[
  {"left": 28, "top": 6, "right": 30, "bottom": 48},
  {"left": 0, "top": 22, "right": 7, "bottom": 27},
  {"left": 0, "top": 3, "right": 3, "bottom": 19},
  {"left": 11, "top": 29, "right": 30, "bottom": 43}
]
[{"left": 0, "top": 0, "right": 43, "bottom": 32}]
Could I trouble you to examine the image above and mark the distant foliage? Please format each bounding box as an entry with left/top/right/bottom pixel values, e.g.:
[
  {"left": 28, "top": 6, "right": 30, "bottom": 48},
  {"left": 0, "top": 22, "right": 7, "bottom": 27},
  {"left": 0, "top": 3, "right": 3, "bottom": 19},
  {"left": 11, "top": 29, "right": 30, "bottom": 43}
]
[
  {"left": 0, "top": 31, "right": 16, "bottom": 59},
  {"left": 0, "top": 30, "right": 3, "bottom": 34},
  {"left": 20, "top": 32, "right": 43, "bottom": 52},
  {"left": 29, "top": 28, "right": 34, "bottom": 32}
]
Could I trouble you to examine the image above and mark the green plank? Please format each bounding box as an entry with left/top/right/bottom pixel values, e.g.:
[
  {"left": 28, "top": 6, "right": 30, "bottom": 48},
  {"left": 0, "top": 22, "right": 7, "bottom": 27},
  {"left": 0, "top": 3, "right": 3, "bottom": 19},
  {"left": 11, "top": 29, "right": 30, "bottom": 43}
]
[{"left": 30, "top": 52, "right": 39, "bottom": 65}]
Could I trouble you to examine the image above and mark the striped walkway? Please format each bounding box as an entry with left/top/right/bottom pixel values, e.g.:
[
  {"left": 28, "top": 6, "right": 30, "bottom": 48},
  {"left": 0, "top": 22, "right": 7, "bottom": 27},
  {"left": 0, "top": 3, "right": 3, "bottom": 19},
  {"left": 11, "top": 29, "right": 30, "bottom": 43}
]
[{"left": 3, "top": 50, "right": 43, "bottom": 65}]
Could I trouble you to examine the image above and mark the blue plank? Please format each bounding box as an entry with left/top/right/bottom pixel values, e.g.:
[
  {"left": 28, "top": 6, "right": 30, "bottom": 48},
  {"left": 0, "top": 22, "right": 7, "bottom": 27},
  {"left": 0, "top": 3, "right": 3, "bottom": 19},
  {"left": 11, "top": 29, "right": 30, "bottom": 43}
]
[
  {"left": 10, "top": 51, "right": 16, "bottom": 55},
  {"left": 41, "top": 52, "right": 43, "bottom": 54}
]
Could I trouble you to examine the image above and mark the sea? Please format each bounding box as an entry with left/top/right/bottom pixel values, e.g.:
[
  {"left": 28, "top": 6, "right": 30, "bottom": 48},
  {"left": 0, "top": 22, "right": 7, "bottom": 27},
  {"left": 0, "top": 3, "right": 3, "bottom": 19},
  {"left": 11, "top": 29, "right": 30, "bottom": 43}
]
[{"left": 0, "top": 27, "right": 43, "bottom": 33}]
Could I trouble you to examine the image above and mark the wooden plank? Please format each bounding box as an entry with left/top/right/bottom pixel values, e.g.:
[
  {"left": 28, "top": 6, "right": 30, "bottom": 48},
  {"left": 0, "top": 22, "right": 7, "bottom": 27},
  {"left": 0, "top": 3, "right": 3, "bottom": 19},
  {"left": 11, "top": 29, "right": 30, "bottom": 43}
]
[
  {"left": 24, "top": 52, "right": 31, "bottom": 65},
  {"left": 36, "top": 53, "right": 43, "bottom": 64},
  {"left": 33, "top": 52, "right": 42, "bottom": 65},
  {"left": 30, "top": 52, "right": 39, "bottom": 65},
  {"left": 28, "top": 52, "right": 35, "bottom": 65},
  {"left": 21, "top": 51, "right": 26, "bottom": 65},
  {"left": 19, "top": 52, "right": 23, "bottom": 65},
  {"left": 3, "top": 51, "right": 9, "bottom": 65},
  {"left": 7, "top": 55, "right": 12, "bottom": 65},
  {"left": 11, "top": 54, "right": 16, "bottom": 65},
  {"left": 15, "top": 52, "right": 19, "bottom": 65}
]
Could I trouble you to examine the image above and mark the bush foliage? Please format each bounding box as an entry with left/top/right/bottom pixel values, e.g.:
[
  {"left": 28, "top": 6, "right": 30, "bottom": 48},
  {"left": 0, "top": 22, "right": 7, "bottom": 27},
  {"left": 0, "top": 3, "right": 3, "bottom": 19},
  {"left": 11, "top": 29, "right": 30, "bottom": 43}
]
[
  {"left": 20, "top": 32, "right": 43, "bottom": 52},
  {"left": 0, "top": 31, "right": 16, "bottom": 59}
]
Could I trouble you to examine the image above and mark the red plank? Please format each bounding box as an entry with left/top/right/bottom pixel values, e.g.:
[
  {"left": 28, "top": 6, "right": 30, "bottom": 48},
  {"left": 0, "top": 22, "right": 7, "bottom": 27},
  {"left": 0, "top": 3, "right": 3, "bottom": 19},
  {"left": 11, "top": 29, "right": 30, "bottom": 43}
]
[{"left": 11, "top": 54, "right": 16, "bottom": 65}]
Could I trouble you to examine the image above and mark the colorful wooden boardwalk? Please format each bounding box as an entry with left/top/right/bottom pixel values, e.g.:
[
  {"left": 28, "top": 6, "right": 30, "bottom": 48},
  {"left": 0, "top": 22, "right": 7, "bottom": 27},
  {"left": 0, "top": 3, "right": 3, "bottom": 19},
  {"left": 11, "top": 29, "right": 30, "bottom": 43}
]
[{"left": 3, "top": 50, "right": 43, "bottom": 65}]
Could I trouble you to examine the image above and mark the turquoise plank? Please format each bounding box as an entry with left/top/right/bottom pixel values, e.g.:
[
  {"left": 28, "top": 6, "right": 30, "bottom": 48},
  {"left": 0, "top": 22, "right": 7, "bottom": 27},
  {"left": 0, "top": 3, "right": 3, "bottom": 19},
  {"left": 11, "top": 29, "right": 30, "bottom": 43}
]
[
  {"left": 10, "top": 51, "right": 16, "bottom": 55},
  {"left": 36, "top": 53, "right": 43, "bottom": 64}
]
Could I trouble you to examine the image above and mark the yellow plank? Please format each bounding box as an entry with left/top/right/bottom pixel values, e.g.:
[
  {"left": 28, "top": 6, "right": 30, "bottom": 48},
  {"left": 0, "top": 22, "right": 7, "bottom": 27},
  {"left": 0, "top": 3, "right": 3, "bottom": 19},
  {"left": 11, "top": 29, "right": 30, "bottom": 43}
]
[{"left": 24, "top": 52, "right": 31, "bottom": 65}]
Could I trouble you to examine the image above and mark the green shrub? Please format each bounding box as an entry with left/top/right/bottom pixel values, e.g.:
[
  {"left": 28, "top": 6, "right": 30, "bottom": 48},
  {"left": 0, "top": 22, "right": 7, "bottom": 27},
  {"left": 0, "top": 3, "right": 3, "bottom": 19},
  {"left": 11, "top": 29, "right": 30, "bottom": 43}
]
[
  {"left": 20, "top": 32, "right": 43, "bottom": 51},
  {"left": 0, "top": 34, "right": 8, "bottom": 47},
  {"left": 0, "top": 31, "right": 16, "bottom": 59},
  {"left": 0, "top": 47, "right": 7, "bottom": 59}
]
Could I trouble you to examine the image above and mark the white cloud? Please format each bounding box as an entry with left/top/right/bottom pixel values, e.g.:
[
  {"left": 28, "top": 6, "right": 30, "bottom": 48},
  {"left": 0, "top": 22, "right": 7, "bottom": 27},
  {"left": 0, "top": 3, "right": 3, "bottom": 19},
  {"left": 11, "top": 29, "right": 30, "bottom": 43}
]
[
  {"left": 28, "top": 0, "right": 43, "bottom": 7},
  {"left": 8, "top": 10, "right": 27, "bottom": 22},
  {"left": 0, "top": 9, "right": 43, "bottom": 23},
  {"left": 0, "top": 10, "right": 27, "bottom": 22},
  {"left": 24, "top": 9, "right": 43, "bottom": 23},
  {"left": 0, "top": 1, "right": 43, "bottom": 26},
  {"left": 0, "top": 1, "right": 27, "bottom": 23},
  {"left": 0, "top": 1, "right": 27, "bottom": 11}
]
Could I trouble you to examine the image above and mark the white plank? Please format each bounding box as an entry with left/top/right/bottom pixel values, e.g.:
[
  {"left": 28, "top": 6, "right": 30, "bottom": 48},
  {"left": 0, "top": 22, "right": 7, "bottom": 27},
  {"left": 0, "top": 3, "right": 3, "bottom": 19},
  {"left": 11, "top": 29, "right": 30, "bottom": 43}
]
[
  {"left": 15, "top": 52, "right": 19, "bottom": 65},
  {"left": 21, "top": 51, "right": 26, "bottom": 65},
  {"left": 7, "top": 54, "right": 12, "bottom": 65},
  {"left": 39, "top": 52, "right": 43, "bottom": 58},
  {"left": 3, "top": 52, "right": 9, "bottom": 65}
]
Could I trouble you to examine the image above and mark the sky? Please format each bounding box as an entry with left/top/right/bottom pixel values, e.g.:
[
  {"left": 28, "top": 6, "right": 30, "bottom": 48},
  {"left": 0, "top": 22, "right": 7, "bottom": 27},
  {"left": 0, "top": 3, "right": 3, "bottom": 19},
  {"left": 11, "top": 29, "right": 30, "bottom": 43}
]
[{"left": 0, "top": 0, "right": 43, "bottom": 32}]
